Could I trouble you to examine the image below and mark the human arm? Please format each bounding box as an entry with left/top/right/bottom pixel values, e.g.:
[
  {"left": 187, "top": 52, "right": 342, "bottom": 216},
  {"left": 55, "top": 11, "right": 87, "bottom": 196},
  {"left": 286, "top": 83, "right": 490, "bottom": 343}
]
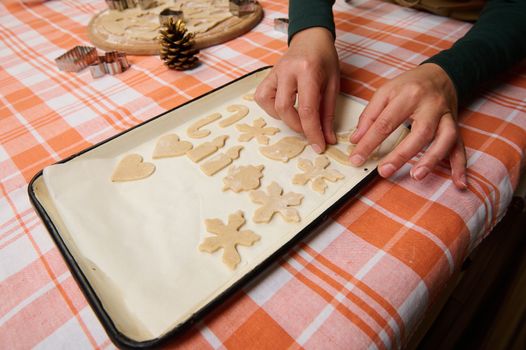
[
  {"left": 350, "top": 0, "right": 526, "bottom": 189},
  {"left": 255, "top": 0, "right": 337, "bottom": 153}
]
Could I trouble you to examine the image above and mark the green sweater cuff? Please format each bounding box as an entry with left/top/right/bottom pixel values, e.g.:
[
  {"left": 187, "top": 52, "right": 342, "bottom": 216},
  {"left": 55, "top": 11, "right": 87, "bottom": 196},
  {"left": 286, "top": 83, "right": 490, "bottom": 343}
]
[{"left": 288, "top": 0, "right": 336, "bottom": 45}]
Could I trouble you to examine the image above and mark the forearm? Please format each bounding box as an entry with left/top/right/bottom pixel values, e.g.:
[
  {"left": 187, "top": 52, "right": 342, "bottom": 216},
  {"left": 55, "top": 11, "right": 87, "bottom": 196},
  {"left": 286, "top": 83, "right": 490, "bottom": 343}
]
[
  {"left": 423, "top": 0, "right": 526, "bottom": 100},
  {"left": 288, "top": 0, "right": 336, "bottom": 44}
]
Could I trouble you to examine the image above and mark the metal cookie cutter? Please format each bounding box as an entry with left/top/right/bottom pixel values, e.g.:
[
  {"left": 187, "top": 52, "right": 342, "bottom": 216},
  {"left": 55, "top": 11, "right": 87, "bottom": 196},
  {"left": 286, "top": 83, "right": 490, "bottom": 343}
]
[
  {"left": 159, "top": 8, "right": 184, "bottom": 26},
  {"left": 229, "top": 0, "right": 257, "bottom": 17},
  {"left": 89, "top": 51, "right": 131, "bottom": 78},
  {"left": 105, "top": 0, "right": 137, "bottom": 11},
  {"left": 273, "top": 18, "right": 289, "bottom": 34},
  {"left": 55, "top": 46, "right": 98, "bottom": 72},
  {"left": 138, "top": 0, "right": 156, "bottom": 10}
]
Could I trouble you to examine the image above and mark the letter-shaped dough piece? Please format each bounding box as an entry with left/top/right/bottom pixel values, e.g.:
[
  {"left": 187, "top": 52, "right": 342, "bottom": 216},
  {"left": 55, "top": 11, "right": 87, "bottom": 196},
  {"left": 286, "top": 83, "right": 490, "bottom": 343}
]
[
  {"left": 249, "top": 182, "right": 303, "bottom": 223},
  {"left": 219, "top": 104, "right": 249, "bottom": 128},
  {"left": 187, "top": 113, "right": 222, "bottom": 139},
  {"left": 199, "top": 211, "right": 260, "bottom": 270},
  {"left": 111, "top": 154, "right": 155, "bottom": 182},
  {"left": 152, "top": 134, "right": 193, "bottom": 159},
  {"left": 187, "top": 135, "right": 228, "bottom": 163},
  {"left": 259, "top": 136, "right": 307, "bottom": 163},
  {"left": 200, "top": 146, "right": 243, "bottom": 176},
  {"left": 223, "top": 164, "right": 264, "bottom": 192}
]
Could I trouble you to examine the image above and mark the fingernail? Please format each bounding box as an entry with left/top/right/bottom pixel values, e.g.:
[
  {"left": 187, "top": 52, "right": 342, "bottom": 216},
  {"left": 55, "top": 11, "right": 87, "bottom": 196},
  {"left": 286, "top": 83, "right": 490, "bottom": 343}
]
[
  {"left": 350, "top": 154, "right": 364, "bottom": 166},
  {"left": 412, "top": 166, "right": 430, "bottom": 181},
  {"left": 311, "top": 144, "right": 322, "bottom": 154},
  {"left": 379, "top": 163, "right": 396, "bottom": 177}
]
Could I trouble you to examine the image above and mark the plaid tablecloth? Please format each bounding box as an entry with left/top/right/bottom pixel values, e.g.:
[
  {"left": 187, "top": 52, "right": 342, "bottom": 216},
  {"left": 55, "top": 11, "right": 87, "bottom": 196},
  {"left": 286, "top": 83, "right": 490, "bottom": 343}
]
[{"left": 1, "top": 0, "right": 525, "bottom": 349}]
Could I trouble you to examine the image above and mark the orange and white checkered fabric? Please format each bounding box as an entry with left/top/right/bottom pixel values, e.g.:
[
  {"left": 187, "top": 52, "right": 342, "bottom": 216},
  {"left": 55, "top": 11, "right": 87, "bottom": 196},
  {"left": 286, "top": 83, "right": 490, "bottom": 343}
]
[{"left": 1, "top": 0, "right": 525, "bottom": 349}]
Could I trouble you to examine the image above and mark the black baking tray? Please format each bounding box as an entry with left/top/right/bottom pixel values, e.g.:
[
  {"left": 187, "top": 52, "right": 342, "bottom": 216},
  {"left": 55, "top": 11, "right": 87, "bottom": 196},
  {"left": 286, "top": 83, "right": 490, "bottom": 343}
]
[{"left": 28, "top": 66, "right": 379, "bottom": 348}]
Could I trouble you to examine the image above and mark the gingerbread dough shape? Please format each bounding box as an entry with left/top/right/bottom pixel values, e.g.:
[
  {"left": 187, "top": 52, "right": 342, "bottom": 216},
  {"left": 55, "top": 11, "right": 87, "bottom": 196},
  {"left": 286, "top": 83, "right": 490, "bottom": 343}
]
[
  {"left": 293, "top": 155, "right": 344, "bottom": 194},
  {"left": 198, "top": 211, "right": 260, "bottom": 269},
  {"left": 336, "top": 130, "right": 356, "bottom": 144},
  {"left": 324, "top": 145, "right": 352, "bottom": 166},
  {"left": 243, "top": 93, "right": 255, "bottom": 101},
  {"left": 236, "top": 118, "right": 280, "bottom": 145},
  {"left": 200, "top": 146, "right": 243, "bottom": 176},
  {"left": 219, "top": 104, "right": 249, "bottom": 128},
  {"left": 187, "top": 113, "right": 222, "bottom": 139},
  {"left": 111, "top": 154, "right": 155, "bottom": 182},
  {"left": 259, "top": 136, "right": 307, "bottom": 163},
  {"left": 187, "top": 135, "right": 228, "bottom": 163},
  {"left": 250, "top": 182, "right": 303, "bottom": 223},
  {"left": 223, "top": 164, "right": 264, "bottom": 192},
  {"left": 152, "top": 134, "right": 193, "bottom": 159}
]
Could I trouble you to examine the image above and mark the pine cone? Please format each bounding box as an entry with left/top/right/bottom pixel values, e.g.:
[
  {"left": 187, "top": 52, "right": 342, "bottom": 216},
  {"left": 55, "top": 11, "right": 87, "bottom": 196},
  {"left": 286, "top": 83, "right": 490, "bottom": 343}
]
[{"left": 159, "top": 18, "right": 199, "bottom": 71}]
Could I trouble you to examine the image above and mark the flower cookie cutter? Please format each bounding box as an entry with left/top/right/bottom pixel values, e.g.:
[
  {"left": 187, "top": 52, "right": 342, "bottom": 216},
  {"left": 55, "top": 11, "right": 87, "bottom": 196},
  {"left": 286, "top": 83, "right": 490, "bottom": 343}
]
[
  {"left": 55, "top": 46, "right": 130, "bottom": 78},
  {"left": 89, "top": 51, "right": 131, "bottom": 79}
]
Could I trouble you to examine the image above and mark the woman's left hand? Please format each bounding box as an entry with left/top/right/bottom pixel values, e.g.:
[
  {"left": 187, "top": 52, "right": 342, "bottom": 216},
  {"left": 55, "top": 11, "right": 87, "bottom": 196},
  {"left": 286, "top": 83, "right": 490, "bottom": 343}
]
[{"left": 349, "top": 63, "right": 468, "bottom": 190}]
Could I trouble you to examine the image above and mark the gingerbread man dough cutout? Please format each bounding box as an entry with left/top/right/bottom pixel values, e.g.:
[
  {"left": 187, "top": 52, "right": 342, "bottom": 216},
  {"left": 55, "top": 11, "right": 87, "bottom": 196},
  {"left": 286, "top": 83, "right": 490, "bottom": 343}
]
[
  {"left": 198, "top": 211, "right": 260, "bottom": 269},
  {"left": 219, "top": 104, "right": 249, "bottom": 128},
  {"left": 187, "top": 135, "right": 228, "bottom": 163},
  {"left": 111, "top": 154, "right": 155, "bottom": 182},
  {"left": 236, "top": 118, "right": 280, "bottom": 145},
  {"left": 293, "top": 155, "right": 344, "bottom": 194},
  {"left": 152, "top": 134, "right": 193, "bottom": 159},
  {"left": 249, "top": 182, "right": 304, "bottom": 223},
  {"left": 187, "top": 113, "right": 222, "bottom": 138},
  {"left": 259, "top": 136, "right": 307, "bottom": 163},
  {"left": 200, "top": 146, "right": 243, "bottom": 176},
  {"left": 223, "top": 164, "right": 264, "bottom": 192}
]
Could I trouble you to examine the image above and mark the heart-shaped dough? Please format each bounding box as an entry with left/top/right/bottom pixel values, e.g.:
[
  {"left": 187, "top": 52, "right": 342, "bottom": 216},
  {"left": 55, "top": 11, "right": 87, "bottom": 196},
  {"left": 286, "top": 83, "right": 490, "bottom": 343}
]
[
  {"left": 153, "top": 134, "right": 193, "bottom": 159},
  {"left": 111, "top": 154, "right": 156, "bottom": 182}
]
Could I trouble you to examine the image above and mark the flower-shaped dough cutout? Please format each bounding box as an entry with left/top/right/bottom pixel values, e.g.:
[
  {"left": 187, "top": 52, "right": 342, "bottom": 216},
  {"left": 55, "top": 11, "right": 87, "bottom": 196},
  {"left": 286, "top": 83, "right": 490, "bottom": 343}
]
[
  {"left": 223, "top": 164, "right": 264, "bottom": 192},
  {"left": 249, "top": 182, "right": 303, "bottom": 223},
  {"left": 198, "top": 211, "right": 260, "bottom": 269},
  {"left": 236, "top": 118, "right": 280, "bottom": 145},
  {"left": 293, "top": 155, "right": 344, "bottom": 194}
]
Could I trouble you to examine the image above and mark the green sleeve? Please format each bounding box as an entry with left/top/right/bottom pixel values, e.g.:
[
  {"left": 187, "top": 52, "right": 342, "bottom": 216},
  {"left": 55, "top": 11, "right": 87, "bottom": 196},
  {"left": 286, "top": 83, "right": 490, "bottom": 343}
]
[
  {"left": 423, "top": 0, "right": 526, "bottom": 101},
  {"left": 288, "top": 0, "right": 336, "bottom": 44}
]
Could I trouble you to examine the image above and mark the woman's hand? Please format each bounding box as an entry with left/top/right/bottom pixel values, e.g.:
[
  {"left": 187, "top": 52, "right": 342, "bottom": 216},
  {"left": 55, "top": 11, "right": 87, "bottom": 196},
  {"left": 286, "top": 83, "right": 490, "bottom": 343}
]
[
  {"left": 255, "top": 27, "right": 340, "bottom": 153},
  {"left": 350, "top": 63, "right": 467, "bottom": 190}
]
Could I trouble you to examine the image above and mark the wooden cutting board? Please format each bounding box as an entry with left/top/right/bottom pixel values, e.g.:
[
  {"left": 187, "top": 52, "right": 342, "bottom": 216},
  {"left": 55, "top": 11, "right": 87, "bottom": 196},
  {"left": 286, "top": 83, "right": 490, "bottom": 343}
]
[{"left": 88, "top": 1, "right": 263, "bottom": 55}]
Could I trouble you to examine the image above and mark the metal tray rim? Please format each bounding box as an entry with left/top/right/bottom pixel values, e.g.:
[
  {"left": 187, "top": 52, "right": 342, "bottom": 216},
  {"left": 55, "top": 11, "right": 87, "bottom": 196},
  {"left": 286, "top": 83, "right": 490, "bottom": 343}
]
[{"left": 28, "top": 66, "right": 378, "bottom": 349}]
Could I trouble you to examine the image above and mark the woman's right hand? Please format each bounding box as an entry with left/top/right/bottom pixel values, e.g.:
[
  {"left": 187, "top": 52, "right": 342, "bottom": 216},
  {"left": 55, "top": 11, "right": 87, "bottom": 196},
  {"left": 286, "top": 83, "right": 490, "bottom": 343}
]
[{"left": 255, "top": 27, "right": 340, "bottom": 153}]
